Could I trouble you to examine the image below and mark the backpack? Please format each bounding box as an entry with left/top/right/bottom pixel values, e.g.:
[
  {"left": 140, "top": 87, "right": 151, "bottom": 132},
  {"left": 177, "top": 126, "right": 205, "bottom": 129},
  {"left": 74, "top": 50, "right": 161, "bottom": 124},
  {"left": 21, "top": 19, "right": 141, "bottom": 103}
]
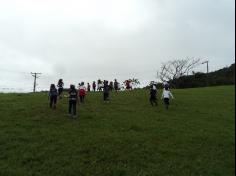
[
  {"left": 69, "top": 90, "right": 77, "bottom": 100},
  {"left": 50, "top": 88, "right": 58, "bottom": 96}
]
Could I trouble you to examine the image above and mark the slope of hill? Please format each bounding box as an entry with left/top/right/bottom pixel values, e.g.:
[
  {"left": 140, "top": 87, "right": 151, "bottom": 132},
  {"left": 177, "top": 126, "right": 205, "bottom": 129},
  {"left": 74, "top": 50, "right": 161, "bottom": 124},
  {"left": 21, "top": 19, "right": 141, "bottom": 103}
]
[{"left": 0, "top": 86, "right": 235, "bottom": 176}]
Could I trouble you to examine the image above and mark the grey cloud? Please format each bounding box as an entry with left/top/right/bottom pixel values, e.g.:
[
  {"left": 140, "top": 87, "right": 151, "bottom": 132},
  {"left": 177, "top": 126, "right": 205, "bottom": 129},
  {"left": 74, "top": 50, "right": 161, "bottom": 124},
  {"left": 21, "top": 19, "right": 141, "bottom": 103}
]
[{"left": 0, "top": 0, "right": 234, "bottom": 91}]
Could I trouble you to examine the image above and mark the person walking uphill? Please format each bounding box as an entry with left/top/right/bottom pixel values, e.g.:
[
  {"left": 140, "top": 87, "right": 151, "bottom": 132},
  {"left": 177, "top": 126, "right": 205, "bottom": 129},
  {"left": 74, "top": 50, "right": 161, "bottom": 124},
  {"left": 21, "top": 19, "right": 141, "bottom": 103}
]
[
  {"left": 103, "top": 80, "right": 110, "bottom": 102},
  {"left": 78, "top": 82, "right": 86, "bottom": 103},
  {"left": 57, "top": 79, "right": 64, "bottom": 99},
  {"left": 161, "top": 86, "right": 174, "bottom": 110},
  {"left": 49, "top": 84, "right": 58, "bottom": 109},
  {"left": 97, "top": 79, "right": 103, "bottom": 91},
  {"left": 68, "top": 85, "right": 78, "bottom": 118},
  {"left": 109, "top": 81, "right": 114, "bottom": 91},
  {"left": 150, "top": 82, "right": 157, "bottom": 106},
  {"left": 87, "top": 83, "right": 91, "bottom": 92},
  {"left": 92, "top": 81, "right": 96, "bottom": 92},
  {"left": 114, "top": 79, "right": 119, "bottom": 92}
]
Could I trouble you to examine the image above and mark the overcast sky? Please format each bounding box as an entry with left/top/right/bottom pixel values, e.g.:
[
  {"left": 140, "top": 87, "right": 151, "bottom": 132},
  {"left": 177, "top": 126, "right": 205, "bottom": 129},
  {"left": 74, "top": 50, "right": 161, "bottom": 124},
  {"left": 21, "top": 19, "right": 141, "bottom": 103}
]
[{"left": 0, "top": 0, "right": 235, "bottom": 92}]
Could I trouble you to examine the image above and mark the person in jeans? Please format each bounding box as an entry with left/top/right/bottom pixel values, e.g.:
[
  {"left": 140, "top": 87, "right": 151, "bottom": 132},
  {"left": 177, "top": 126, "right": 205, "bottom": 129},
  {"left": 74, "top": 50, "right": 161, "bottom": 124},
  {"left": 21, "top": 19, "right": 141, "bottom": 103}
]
[
  {"left": 68, "top": 84, "right": 78, "bottom": 118},
  {"left": 49, "top": 84, "right": 58, "bottom": 109}
]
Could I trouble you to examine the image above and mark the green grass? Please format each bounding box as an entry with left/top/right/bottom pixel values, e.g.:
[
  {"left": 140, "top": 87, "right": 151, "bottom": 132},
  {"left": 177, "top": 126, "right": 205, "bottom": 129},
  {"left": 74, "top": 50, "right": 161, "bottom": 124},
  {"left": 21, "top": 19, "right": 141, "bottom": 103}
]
[{"left": 0, "top": 86, "right": 235, "bottom": 176}]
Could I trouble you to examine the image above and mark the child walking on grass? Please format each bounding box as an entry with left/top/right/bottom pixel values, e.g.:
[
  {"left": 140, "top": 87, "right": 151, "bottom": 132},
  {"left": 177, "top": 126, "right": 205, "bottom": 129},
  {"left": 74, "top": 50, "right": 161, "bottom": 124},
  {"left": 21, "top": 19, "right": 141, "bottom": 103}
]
[
  {"left": 150, "top": 82, "right": 157, "bottom": 106},
  {"left": 78, "top": 82, "right": 86, "bottom": 103},
  {"left": 68, "top": 85, "right": 78, "bottom": 118},
  {"left": 49, "top": 84, "right": 58, "bottom": 109},
  {"left": 87, "top": 83, "right": 91, "bottom": 92},
  {"left": 57, "top": 79, "right": 64, "bottom": 99},
  {"left": 114, "top": 79, "right": 119, "bottom": 92},
  {"left": 103, "top": 80, "right": 110, "bottom": 102},
  {"left": 92, "top": 81, "right": 96, "bottom": 92},
  {"left": 161, "top": 86, "right": 174, "bottom": 110}
]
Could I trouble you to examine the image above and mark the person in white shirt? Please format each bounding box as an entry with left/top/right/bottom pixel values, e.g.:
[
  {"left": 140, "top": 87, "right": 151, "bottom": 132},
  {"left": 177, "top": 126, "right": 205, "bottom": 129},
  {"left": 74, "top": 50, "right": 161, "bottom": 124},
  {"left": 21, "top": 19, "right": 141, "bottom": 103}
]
[
  {"left": 97, "top": 79, "right": 103, "bottom": 91},
  {"left": 161, "top": 86, "right": 174, "bottom": 110}
]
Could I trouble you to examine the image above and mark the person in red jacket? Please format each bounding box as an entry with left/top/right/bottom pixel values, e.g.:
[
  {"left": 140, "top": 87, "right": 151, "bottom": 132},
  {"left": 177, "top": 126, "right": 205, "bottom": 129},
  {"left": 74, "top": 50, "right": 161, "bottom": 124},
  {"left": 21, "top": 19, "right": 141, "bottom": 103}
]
[{"left": 78, "top": 82, "right": 86, "bottom": 103}]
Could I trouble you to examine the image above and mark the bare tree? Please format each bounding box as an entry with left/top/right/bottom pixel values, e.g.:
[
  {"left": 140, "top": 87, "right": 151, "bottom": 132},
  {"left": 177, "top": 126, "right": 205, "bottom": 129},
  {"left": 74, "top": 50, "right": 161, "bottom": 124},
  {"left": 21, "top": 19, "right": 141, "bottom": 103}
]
[{"left": 157, "top": 58, "right": 201, "bottom": 81}]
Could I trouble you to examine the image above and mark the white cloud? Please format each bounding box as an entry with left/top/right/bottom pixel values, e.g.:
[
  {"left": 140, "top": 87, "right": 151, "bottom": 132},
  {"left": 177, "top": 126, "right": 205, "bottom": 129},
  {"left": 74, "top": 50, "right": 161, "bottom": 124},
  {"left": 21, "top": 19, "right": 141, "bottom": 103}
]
[{"left": 0, "top": 0, "right": 234, "bottom": 91}]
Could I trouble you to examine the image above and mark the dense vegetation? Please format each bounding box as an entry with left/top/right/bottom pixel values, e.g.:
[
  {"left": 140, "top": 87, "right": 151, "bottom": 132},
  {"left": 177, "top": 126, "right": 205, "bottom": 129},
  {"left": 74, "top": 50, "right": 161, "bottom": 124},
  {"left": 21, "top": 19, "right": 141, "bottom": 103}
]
[
  {"left": 170, "top": 63, "right": 235, "bottom": 88},
  {"left": 0, "top": 86, "right": 235, "bottom": 176},
  {"left": 149, "top": 63, "right": 235, "bottom": 89}
]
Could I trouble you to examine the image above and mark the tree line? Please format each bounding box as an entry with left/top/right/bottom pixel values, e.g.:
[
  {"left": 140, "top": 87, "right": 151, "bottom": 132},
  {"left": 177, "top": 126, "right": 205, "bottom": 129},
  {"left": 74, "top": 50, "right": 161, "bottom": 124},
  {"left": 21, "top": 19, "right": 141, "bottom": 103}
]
[{"left": 155, "top": 57, "right": 234, "bottom": 89}]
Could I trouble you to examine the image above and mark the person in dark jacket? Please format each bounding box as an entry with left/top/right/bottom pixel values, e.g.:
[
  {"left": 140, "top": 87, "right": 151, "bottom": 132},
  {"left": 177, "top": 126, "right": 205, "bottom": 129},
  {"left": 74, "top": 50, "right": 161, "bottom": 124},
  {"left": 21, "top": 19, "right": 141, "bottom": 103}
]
[
  {"left": 87, "top": 83, "right": 91, "bottom": 92},
  {"left": 92, "top": 81, "right": 96, "bottom": 92},
  {"left": 49, "top": 84, "right": 58, "bottom": 109},
  {"left": 103, "top": 80, "right": 110, "bottom": 102},
  {"left": 109, "top": 81, "right": 114, "bottom": 91},
  {"left": 150, "top": 82, "right": 157, "bottom": 106},
  {"left": 114, "top": 79, "right": 119, "bottom": 92},
  {"left": 68, "top": 84, "right": 78, "bottom": 118},
  {"left": 57, "top": 79, "right": 64, "bottom": 99}
]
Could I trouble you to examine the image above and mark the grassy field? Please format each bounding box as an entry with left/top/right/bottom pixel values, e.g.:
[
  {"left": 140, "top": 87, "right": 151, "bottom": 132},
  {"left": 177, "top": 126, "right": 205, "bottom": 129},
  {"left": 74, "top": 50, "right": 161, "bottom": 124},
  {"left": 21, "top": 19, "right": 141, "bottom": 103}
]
[{"left": 0, "top": 86, "right": 235, "bottom": 176}]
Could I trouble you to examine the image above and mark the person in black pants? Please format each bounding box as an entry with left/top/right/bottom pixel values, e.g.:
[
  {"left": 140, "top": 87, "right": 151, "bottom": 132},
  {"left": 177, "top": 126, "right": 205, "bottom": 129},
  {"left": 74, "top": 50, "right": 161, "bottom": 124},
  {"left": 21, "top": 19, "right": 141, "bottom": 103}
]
[
  {"left": 114, "top": 79, "right": 119, "bottom": 92},
  {"left": 68, "top": 84, "right": 78, "bottom": 118},
  {"left": 109, "top": 81, "right": 114, "bottom": 91},
  {"left": 49, "top": 84, "right": 58, "bottom": 109},
  {"left": 103, "top": 80, "right": 110, "bottom": 102},
  {"left": 57, "top": 79, "right": 64, "bottom": 99},
  {"left": 149, "top": 82, "right": 157, "bottom": 106},
  {"left": 92, "top": 81, "right": 96, "bottom": 92},
  {"left": 87, "top": 83, "right": 91, "bottom": 92}
]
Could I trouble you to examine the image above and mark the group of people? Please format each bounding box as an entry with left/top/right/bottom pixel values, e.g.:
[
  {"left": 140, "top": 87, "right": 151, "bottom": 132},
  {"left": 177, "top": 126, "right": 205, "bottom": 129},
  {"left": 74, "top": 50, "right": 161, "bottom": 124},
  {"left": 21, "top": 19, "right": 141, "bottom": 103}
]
[
  {"left": 48, "top": 79, "right": 175, "bottom": 118},
  {"left": 87, "top": 79, "right": 121, "bottom": 92},
  {"left": 48, "top": 79, "right": 120, "bottom": 118},
  {"left": 81, "top": 79, "right": 133, "bottom": 92},
  {"left": 149, "top": 81, "right": 174, "bottom": 109}
]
